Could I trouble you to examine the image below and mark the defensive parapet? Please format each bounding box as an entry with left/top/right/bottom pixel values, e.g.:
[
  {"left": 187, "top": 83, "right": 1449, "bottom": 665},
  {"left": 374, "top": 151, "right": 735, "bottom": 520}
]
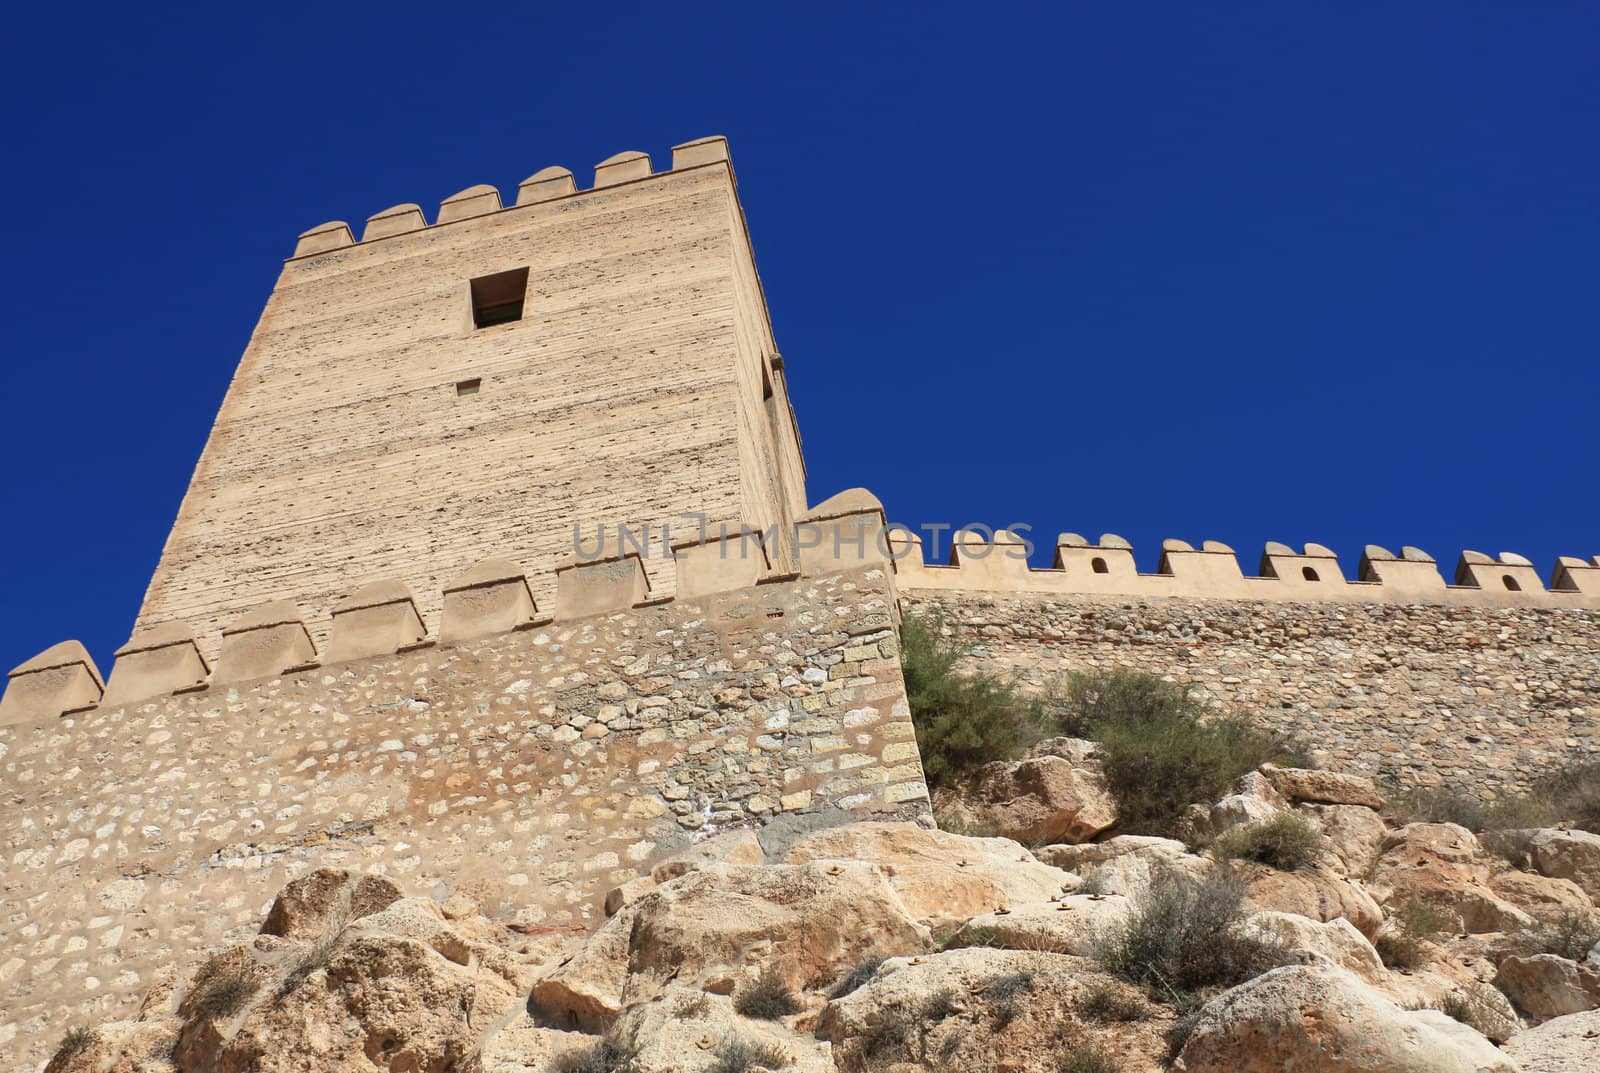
[
  {"left": 290, "top": 136, "right": 737, "bottom": 259},
  {"left": 889, "top": 528, "right": 1600, "bottom": 609},
  {"left": 1, "top": 491, "right": 891, "bottom": 724}
]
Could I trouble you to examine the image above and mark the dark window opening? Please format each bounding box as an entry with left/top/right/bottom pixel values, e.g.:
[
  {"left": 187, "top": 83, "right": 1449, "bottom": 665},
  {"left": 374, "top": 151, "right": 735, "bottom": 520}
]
[
  {"left": 455, "top": 378, "right": 481, "bottom": 397},
  {"left": 1091, "top": 557, "right": 1109, "bottom": 574},
  {"left": 1503, "top": 575, "right": 1521, "bottom": 592},
  {"left": 470, "top": 267, "right": 529, "bottom": 328},
  {"left": 1302, "top": 566, "right": 1320, "bottom": 582}
]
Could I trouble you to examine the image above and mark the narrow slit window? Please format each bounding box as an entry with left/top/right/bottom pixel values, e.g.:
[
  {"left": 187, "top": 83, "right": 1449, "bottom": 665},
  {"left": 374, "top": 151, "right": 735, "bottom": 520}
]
[
  {"left": 470, "top": 267, "right": 528, "bottom": 328},
  {"left": 455, "top": 378, "right": 481, "bottom": 397}
]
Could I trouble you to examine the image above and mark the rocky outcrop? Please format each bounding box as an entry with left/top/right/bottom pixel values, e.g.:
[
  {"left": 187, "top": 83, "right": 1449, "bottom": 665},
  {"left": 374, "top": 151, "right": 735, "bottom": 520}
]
[
  {"left": 1528, "top": 829, "right": 1600, "bottom": 903},
  {"left": 531, "top": 860, "right": 930, "bottom": 1030},
  {"left": 782, "top": 821, "right": 1071, "bottom": 928},
  {"left": 1242, "top": 862, "right": 1385, "bottom": 939},
  {"left": 1494, "top": 954, "right": 1600, "bottom": 1020},
  {"left": 1302, "top": 802, "right": 1390, "bottom": 874},
  {"left": 936, "top": 751, "right": 1117, "bottom": 845},
  {"left": 1261, "top": 764, "right": 1386, "bottom": 810},
  {"left": 1241, "top": 911, "right": 1385, "bottom": 981},
  {"left": 819, "top": 947, "right": 1169, "bottom": 1073},
  {"left": 1502, "top": 1008, "right": 1600, "bottom": 1072},
  {"left": 1173, "top": 965, "right": 1519, "bottom": 1072},
  {"left": 1375, "top": 823, "right": 1535, "bottom": 934},
  {"left": 957, "top": 894, "right": 1133, "bottom": 956},
  {"left": 258, "top": 869, "right": 403, "bottom": 940},
  {"left": 1036, "top": 835, "right": 1208, "bottom": 897}
]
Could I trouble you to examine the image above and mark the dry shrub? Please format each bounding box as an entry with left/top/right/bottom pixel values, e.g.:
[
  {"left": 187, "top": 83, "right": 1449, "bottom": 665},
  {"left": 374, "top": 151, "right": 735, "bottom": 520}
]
[{"left": 1210, "top": 812, "right": 1325, "bottom": 871}]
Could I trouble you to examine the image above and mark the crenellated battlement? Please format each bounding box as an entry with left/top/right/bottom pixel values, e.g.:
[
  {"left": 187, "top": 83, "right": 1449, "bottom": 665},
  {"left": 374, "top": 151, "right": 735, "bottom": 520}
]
[
  {"left": 289, "top": 136, "right": 733, "bottom": 259},
  {"left": 889, "top": 527, "right": 1600, "bottom": 608},
  {"left": 0, "top": 492, "right": 889, "bottom": 726}
]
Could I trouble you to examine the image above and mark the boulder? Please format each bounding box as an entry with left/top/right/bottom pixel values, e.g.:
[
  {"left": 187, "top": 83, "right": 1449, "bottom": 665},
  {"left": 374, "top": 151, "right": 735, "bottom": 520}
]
[
  {"left": 820, "top": 947, "right": 1170, "bottom": 1073},
  {"left": 1375, "top": 823, "right": 1535, "bottom": 934},
  {"left": 957, "top": 894, "right": 1134, "bottom": 956},
  {"left": 1494, "top": 954, "right": 1600, "bottom": 1021},
  {"left": 1261, "top": 764, "right": 1386, "bottom": 810},
  {"left": 174, "top": 908, "right": 529, "bottom": 1073},
  {"left": 650, "top": 828, "right": 766, "bottom": 882},
  {"left": 783, "top": 821, "right": 1070, "bottom": 929},
  {"left": 1181, "top": 771, "right": 1287, "bottom": 843},
  {"left": 1301, "top": 803, "right": 1390, "bottom": 875},
  {"left": 1502, "top": 1008, "right": 1600, "bottom": 1073},
  {"left": 1240, "top": 911, "right": 1385, "bottom": 982},
  {"left": 1038, "top": 836, "right": 1210, "bottom": 898},
  {"left": 1489, "top": 870, "right": 1594, "bottom": 916},
  {"left": 939, "top": 754, "right": 1117, "bottom": 845},
  {"left": 1528, "top": 829, "right": 1600, "bottom": 903},
  {"left": 259, "top": 869, "right": 403, "bottom": 940},
  {"left": 1242, "top": 862, "right": 1385, "bottom": 939},
  {"left": 1174, "top": 965, "right": 1519, "bottom": 1072},
  {"left": 587, "top": 987, "right": 835, "bottom": 1073},
  {"left": 531, "top": 861, "right": 930, "bottom": 1030}
]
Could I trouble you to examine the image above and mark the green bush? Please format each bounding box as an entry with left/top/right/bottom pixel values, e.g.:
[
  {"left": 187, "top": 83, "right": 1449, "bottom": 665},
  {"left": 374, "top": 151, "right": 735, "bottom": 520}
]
[
  {"left": 707, "top": 1036, "right": 792, "bottom": 1073},
  {"left": 1053, "top": 671, "right": 1310, "bottom": 836},
  {"left": 1375, "top": 897, "right": 1450, "bottom": 969},
  {"left": 1057, "top": 1040, "right": 1123, "bottom": 1073},
  {"left": 899, "top": 614, "right": 1044, "bottom": 786},
  {"left": 732, "top": 970, "right": 800, "bottom": 1021},
  {"left": 1210, "top": 812, "right": 1325, "bottom": 871},
  {"left": 1077, "top": 978, "right": 1149, "bottom": 1023},
  {"left": 1094, "top": 867, "right": 1289, "bottom": 1005}
]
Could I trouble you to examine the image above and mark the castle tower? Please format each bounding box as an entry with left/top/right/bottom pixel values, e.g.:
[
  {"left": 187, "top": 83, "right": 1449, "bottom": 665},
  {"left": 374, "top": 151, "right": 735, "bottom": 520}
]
[{"left": 134, "top": 137, "right": 807, "bottom": 657}]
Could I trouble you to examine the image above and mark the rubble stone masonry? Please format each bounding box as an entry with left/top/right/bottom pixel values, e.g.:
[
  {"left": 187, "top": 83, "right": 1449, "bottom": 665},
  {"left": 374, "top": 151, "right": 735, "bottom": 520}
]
[
  {"left": 903, "top": 588, "right": 1600, "bottom": 794},
  {"left": 0, "top": 566, "right": 924, "bottom": 1065}
]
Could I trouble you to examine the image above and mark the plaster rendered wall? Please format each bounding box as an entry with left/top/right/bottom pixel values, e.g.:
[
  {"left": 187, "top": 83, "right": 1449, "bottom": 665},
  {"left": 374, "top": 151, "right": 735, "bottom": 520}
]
[
  {"left": 902, "top": 587, "right": 1600, "bottom": 794},
  {"left": 135, "top": 146, "right": 804, "bottom": 661},
  {"left": 0, "top": 568, "right": 923, "bottom": 1069}
]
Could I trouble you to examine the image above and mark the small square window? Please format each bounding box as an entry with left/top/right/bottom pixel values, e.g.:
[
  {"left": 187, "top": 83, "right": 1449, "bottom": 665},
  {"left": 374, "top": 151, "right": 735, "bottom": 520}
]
[
  {"left": 470, "top": 267, "right": 528, "bottom": 328},
  {"left": 455, "top": 378, "right": 481, "bottom": 396}
]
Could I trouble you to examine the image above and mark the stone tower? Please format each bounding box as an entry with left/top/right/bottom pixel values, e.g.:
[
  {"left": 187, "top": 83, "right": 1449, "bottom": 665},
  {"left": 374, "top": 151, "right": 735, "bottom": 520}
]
[{"left": 134, "top": 137, "right": 807, "bottom": 657}]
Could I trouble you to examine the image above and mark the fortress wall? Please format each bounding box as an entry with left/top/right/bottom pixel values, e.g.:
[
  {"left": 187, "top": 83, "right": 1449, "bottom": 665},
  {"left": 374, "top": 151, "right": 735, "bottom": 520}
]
[
  {"left": 137, "top": 139, "right": 804, "bottom": 660},
  {"left": 903, "top": 586, "right": 1600, "bottom": 794},
  {"left": 0, "top": 560, "right": 923, "bottom": 1067}
]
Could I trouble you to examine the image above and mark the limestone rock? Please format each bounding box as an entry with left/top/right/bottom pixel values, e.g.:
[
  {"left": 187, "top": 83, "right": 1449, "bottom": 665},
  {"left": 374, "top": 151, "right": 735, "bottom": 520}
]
[
  {"left": 783, "top": 821, "right": 1070, "bottom": 929},
  {"left": 939, "top": 754, "right": 1118, "bottom": 845},
  {"left": 1489, "top": 870, "right": 1594, "bottom": 916},
  {"left": 1261, "top": 763, "right": 1387, "bottom": 810},
  {"left": 1241, "top": 862, "right": 1385, "bottom": 939},
  {"left": 1302, "top": 802, "right": 1390, "bottom": 875},
  {"left": 1502, "top": 1008, "right": 1600, "bottom": 1073},
  {"left": 649, "top": 827, "right": 765, "bottom": 882},
  {"left": 1375, "top": 823, "right": 1535, "bottom": 934},
  {"left": 1528, "top": 829, "right": 1600, "bottom": 903},
  {"left": 1241, "top": 910, "right": 1386, "bottom": 981},
  {"left": 820, "top": 947, "right": 1170, "bottom": 1073},
  {"left": 959, "top": 894, "right": 1134, "bottom": 955},
  {"left": 1494, "top": 954, "right": 1600, "bottom": 1021},
  {"left": 1174, "top": 964, "right": 1519, "bottom": 1072},
  {"left": 598, "top": 987, "right": 835, "bottom": 1073},
  {"left": 531, "top": 861, "right": 930, "bottom": 1030},
  {"left": 259, "top": 868, "right": 403, "bottom": 940}
]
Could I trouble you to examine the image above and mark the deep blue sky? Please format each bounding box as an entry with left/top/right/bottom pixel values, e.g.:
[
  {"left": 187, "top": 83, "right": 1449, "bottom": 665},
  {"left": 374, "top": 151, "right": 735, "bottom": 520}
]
[{"left": 2, "top": 2, "right": 1597, "bottom": 673}]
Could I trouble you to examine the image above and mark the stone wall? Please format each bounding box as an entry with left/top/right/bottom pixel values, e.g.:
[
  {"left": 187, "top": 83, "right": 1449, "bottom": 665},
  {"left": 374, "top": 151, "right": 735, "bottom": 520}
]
[
  {"left": 902, "top": 588, "right": 1600, "bottom": 794},
  {"left": 0, "top": 566, "right": 924, "bottom": 1068}
]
